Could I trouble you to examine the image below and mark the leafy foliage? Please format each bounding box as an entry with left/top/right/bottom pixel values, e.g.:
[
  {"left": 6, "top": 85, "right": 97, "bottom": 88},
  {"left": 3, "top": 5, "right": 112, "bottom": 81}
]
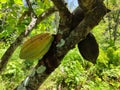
[{"left": 0, "top": 0, "right": 120, "bottom": 90}]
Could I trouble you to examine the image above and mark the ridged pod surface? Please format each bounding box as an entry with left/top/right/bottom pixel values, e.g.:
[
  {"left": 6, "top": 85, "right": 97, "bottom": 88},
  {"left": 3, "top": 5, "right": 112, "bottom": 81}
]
[
  {"left": 78, "top": 33, "right": 99, "bottom": 64},
  {"left": 19, "top": 33, "right": 54, "bottom": 60}
]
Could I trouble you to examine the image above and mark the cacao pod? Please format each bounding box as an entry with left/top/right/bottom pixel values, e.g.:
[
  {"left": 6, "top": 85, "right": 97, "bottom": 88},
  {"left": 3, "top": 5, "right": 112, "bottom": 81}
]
[
  {"left": 19, "top": 33, "right": 54, "bottom": 60},
  {"left": 78, "top": 33, "right": 99, "bottom": 64}
]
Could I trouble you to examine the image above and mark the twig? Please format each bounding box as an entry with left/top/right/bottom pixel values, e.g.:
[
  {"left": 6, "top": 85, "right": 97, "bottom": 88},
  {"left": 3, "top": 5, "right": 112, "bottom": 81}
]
[
  {"left": 18, "top": 11, "right": 28, "bottom": 23},
  {"left": 26, "top": 0, "right": 37, "bottom": 17}
]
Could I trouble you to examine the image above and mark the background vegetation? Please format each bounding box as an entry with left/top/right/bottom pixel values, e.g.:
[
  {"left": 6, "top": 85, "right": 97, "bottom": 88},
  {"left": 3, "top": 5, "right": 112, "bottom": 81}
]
[{"left": 0, "top": 0, "right": 120, "bottom": 89}]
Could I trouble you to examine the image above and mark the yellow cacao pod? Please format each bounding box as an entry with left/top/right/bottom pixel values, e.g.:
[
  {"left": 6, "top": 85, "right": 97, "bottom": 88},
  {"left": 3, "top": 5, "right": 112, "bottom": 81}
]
[{"left": 19, "top": 33, "right": 54, "bottom": 60}]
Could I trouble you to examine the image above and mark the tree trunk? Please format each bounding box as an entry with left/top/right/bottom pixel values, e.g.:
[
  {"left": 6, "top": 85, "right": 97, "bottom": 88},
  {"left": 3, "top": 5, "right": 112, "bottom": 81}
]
[{"left": 15, "top": 0, "right": 109, "bottom": 90}]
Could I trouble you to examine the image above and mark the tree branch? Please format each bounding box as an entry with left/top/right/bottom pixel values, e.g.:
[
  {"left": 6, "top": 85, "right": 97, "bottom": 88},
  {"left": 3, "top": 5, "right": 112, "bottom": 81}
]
[
  {"left": 26, "top": 0, "right": 37, "bottom": 17},
  {"left": 51, "top": 0, "right": 72, "bottom": 26},
  {"left": 18, "top": 11, "right": 28, "bottom": 23},
  {"left": 0, "top": 7, "right": 56, "bottom": 73},
  {"left": 56, "top": 1, "right": 108, "bottom": 57},
  {"left": 15, "top": 0, "right": 109, "bottom": 90}
]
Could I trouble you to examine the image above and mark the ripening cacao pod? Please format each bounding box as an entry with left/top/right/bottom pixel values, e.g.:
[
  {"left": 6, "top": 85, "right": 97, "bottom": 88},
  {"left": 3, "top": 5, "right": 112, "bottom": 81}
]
[
  {"left": 78, "top": 33, "right": 99, "bottom": 64},
  {"left": 19, "top": 33, "right": 54, "bottom": 60}
]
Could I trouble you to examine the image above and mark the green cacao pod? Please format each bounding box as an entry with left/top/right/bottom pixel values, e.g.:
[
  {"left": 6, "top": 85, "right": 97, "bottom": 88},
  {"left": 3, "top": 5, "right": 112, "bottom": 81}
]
[
  {"left": 19, "top": 33, "right": 54, "bottom": 60},
  {"left": 78, "top": 33, "right": 99, "bottom": 64}
]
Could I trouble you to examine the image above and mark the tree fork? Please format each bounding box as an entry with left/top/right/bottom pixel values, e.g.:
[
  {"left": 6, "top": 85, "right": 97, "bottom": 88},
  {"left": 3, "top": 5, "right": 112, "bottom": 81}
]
[{"left": 15, "top": 0, "right": 110, "bottom": 90}]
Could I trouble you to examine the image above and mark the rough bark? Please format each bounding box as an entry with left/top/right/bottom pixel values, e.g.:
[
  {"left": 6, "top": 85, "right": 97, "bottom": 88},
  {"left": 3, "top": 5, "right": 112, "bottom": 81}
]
[
  {"left": 51, "top": 0, "right": 72, "bottom": 26},
  {"left": 15, "top": 0, "right": 109, "bottom": 90}
]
